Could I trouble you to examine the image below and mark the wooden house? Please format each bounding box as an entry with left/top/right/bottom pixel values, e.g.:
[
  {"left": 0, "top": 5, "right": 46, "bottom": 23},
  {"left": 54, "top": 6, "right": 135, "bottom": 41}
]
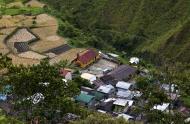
[{"left": 75, "top": 49, "right": 100, "bottom": 68}]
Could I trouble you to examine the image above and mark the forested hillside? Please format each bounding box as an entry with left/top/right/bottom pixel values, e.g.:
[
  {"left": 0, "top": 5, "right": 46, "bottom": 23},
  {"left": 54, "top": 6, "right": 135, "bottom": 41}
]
[{"left": 40, "top": 0, "right": 190, "bottom": 64}]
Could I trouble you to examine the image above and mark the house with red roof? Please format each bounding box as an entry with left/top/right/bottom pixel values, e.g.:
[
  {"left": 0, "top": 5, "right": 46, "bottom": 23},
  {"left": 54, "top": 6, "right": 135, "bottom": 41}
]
[
  {"left": 75, "top": 49, "right": 100, "bottom": 68},
  {"left": 60, "top": 68, "right": 72, "bottom": 80}
]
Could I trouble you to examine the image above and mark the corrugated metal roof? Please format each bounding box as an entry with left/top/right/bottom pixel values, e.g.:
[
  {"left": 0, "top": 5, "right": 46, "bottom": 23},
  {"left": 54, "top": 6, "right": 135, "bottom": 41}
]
[
  {"left": 116, "top": 90, "right": 133, "bottom": 99},
  {"left": 107, "top": 65, "right": 137, "bottom": 81},
  {"left": 81, "top": 73, "right": 96, "bottom": 82},
  {"left": 97, "top": 85, "right": 114, "bottom": 94},
  {"left": 118, "top": 114, "right": 133, "bottom": 121},
  {"left": 153, "top": 103, "right": 170, "bottom": 111},
  {"left": 14, "top": 42, "right": 29, "bottom": 53},
  {"left": 113, "top": 98, "right": 134, "bottom": 107},
  {"left": 45, "top": 44, "right": 71, "bottom": 55},
  {"left": 75, "top": 93, "right": 94, "bottom": 103},
  {"left": 77, "top": 49, "right": 98, "bottom": 64},
  {"left": 116, "top": 81, "right": 132, "bottom": 90}
]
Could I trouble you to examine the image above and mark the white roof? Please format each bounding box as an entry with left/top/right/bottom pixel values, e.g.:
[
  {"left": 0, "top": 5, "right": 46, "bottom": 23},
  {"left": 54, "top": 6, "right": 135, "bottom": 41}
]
[
  {"left": 81, "top": 86, "right": 94, "bottom": 91},
  {"left": 153, "top": 103, "right": 170, "bottom": 111},
  {"left": 118, "top": 114, "right": 133, "bottom": 121},
  {"left": 117, "top": 90, "right": 133, "bottom": 99},
  {"left": 97, "top": 109, "right": 107, "bottom": 113},
  {"left": 104, "top": 98, "right": 116, "bottom": 103},
  {"left": 133, "top": 91, "right": 142, "bottom": 97},
  {"left": 97, "top": 85, "right": 114, "bottom": 94},
  {"left": 116, "top": 81, "right": 132, "bottom": 90},
  {"left": 127, "top": 100, "right": 134, "bottom": 107},
  {"left": 81, "top": 73, "right": 96, "bottom": 82},
  {"left": 129, "top": 57, "right": 139, "bottom": 64},
  {"left": 108, "top": 53, "right": 119, "bottom": 58},
  {"left": 185, "top": 117, "right": 190, "bottom": 123},
  {"left": 62, "top": 79, "right": 68, "bottom": 83},
  {"left": 113, "top": 98, "right": 134, "bottom": 107},
  {"left": 39, "top": 82, "right": 49, "bottom": 86}
]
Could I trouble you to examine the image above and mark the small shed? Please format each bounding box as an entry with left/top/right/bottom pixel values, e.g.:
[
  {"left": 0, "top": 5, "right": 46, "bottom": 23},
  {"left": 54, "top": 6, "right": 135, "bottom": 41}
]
[
  {"left": 75, "top": 93, "right": 95, "bottom": 108},
  {"left": 113, "top": 99, "right": 134, "bottom": 107},
  {"left": 81, "top": 73, "right": 96, "bottom": 84},
  {"left": 60, "top": 68, "right": 72, "bottom": 80},
  {"left": 129, "top": 57, "right": 139, "bottom": 64},
  {"left": 116, "top": 81, "right": 132, "bottom": 91},
  {"left": 116, "top": 90, "right": 134, "bottom": 99},
  {"left": 153, "top": 103, "right": 170, "bottom": 112},
  {"left": 118, "top": 114, "right": 134, "bottom": 121},
  {"left": 107, "top": 53, "right": 119, "bottom": 58},
  {"left": 113, "top": 98, "right": 134, "bottom": 113},
  {"left": 97, "top": 85, "right": 115, "bottom": 95},
  {"left": 97, "top": 109, "right": 107, "bottom": 113}
]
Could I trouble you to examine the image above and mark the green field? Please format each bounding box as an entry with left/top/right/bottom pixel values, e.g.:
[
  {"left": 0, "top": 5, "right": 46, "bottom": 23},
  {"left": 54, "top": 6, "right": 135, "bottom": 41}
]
[
  {"left": 2, "top": 7, "right": 44, "bottom": 15},
  {"left": 0, "top": 0, "right": 44, "bottom": 15}
]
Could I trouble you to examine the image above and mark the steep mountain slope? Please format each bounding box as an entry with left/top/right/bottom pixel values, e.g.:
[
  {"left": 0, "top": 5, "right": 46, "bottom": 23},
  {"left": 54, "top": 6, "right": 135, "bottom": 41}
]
[{"left": 41, "top": 0, "right": 190, "bottom": 64}]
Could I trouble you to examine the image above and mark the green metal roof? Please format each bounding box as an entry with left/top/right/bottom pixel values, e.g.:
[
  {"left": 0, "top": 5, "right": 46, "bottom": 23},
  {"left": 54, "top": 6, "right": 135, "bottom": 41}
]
[
  {"left": 75, "top": 93, "right": 94, "bottom": 103},
  {"left": 93, "top": 91, "right": 105, "bottom": 101}
]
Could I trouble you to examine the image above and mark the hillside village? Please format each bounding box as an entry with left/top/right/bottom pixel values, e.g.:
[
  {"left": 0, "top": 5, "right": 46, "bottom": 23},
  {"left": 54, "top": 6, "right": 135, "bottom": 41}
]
[
  {"left": 64, "top": 49, "right": 187, "bottom": 122},
  {"left": 0, "top": 46, "right": 189, "bottom": 123},
  {"left": 0, "top": 0, "right": 190, "bottom": 124}
]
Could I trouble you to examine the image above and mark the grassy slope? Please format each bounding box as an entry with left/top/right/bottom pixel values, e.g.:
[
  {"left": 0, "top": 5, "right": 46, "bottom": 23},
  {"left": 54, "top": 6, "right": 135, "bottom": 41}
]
[{"left": 42, "top": 0, "right": 190, "bottom": 64}]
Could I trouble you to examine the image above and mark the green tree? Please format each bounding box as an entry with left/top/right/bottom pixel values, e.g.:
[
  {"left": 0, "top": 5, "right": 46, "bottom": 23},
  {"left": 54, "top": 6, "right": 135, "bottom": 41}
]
[
  {"left": 146, "top": 110, "right": 185, "bottom": 124},
  {"left": 136, "top": 76, "right": 149, "bottom": 91},
  {"left": 0, "top": 53, "right": 12, "bottom": 69},
  {"left": 5, "top": 60, "right": 80, "bottom": 122},
  {"left": 72, "top": 76, "right": 93, "bottom": 88}
]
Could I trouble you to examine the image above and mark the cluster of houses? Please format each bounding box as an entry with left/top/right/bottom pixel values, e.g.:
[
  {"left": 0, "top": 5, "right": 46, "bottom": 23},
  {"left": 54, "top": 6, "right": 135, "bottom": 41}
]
[
  {"left": 70, "top": 49, "right": 141, "bottom": 121},
  {"left": 62, "top": 48, "right": 189, "bottom": 122},
  {"left": 75, "top": 66, "right": 139, "bottom": 121}
]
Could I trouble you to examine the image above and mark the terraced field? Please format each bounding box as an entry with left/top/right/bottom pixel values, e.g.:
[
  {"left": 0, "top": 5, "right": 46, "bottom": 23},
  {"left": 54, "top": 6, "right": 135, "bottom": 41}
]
[{"left": 0, "top": 0, "right": 86, "bottom": 65}]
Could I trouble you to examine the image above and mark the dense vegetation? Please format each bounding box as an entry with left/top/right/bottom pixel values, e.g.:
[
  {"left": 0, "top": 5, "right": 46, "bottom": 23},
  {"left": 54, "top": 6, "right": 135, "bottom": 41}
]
[
  {"left": 40, "top": 0, "right": 190, "bottom": 65},
  {"left": 40, "top": 0, "right": 190, "bottom": 108},
  {"left": 0, "top": 109, "right": 23, "bottom": 124}
]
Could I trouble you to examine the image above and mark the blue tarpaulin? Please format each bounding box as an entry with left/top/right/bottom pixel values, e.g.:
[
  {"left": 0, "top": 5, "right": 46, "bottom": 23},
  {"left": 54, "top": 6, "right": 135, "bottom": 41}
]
[{"left": 0, "top": 94, "right": 7, "bottom": 101}]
